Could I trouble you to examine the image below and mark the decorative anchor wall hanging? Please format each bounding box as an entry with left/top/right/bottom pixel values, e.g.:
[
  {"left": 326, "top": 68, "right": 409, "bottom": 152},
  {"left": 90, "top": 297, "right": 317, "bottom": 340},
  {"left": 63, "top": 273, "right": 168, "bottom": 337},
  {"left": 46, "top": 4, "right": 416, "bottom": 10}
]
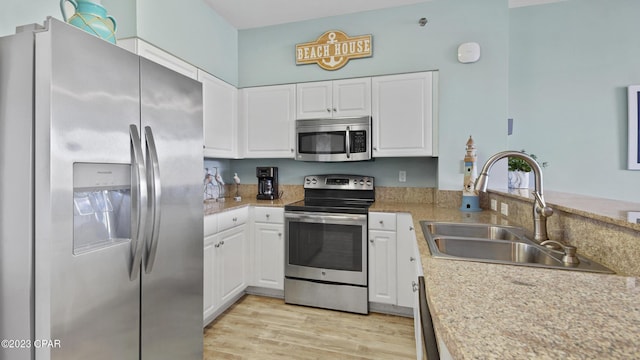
[{"left": 296, "top": 30, "right": 372, "bottom": 71}]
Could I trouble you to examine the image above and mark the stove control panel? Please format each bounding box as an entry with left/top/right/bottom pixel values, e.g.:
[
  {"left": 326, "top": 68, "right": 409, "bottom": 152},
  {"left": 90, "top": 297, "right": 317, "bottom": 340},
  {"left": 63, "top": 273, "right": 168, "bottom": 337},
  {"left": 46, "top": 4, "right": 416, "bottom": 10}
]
[{"left": 304, "top": 174, "right": 374, "bottom": 190}]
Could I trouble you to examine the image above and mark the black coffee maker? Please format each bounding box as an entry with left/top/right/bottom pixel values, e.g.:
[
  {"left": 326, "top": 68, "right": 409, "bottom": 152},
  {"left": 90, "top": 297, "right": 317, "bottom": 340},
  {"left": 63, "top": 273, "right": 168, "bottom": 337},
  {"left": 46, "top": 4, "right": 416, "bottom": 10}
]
[{"left": 256, "top": 167, "right": 279, "bottom": 200}]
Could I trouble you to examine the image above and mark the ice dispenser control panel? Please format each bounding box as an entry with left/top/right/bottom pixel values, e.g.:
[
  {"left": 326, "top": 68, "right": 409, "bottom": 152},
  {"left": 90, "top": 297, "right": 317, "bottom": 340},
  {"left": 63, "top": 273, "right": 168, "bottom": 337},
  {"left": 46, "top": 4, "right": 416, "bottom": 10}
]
[{"left": 73, "top": 163, "right": 131, "bottom": 255}]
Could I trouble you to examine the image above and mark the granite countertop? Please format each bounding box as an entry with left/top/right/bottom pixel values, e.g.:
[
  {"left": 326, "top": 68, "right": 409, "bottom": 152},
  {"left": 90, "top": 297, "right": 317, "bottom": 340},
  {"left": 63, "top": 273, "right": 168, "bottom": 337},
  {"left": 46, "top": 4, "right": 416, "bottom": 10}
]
[
  {"left": 205, "top": 199, "right": 640, "bottom": 358},
  {"left": 204, "top": 197, "right": 290, "bottom": 216},
  {"left": 371, "top": 202, "right": 640, "bottom": 359}
]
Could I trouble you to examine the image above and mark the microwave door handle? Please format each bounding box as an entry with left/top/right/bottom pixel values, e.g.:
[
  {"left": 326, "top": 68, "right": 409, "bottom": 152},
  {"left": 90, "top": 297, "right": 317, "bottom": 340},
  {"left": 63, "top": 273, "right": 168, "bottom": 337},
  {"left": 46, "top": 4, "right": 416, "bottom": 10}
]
[{"left": 345, "top": 126, "right": 351, "bottom": 159}]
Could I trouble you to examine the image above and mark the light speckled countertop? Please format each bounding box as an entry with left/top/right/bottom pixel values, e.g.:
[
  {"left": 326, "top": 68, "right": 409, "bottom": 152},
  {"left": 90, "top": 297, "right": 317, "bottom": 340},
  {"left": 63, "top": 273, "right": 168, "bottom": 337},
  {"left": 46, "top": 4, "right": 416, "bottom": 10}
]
[
  {"left": 206, "top": 199, "right": 640, "bottom": 358},
  {"left": 371, "top": 203, "right": 640, "bottom": 359}
]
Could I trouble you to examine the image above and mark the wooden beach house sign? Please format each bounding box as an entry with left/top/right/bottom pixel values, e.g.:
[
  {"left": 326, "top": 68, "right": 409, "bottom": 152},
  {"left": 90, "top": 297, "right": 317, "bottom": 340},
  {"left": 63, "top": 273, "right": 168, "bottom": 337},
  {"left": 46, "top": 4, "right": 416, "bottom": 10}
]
[{"left": 296, "top": 30, "right": 372, "bottom": 71}]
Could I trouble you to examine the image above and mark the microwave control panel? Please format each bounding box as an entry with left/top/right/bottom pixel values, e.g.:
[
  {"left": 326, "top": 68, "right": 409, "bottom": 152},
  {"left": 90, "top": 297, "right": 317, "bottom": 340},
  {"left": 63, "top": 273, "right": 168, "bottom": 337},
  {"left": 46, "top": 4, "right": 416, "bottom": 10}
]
[{"left": 350, "top": 131, "right": 367, "bottom": 153}]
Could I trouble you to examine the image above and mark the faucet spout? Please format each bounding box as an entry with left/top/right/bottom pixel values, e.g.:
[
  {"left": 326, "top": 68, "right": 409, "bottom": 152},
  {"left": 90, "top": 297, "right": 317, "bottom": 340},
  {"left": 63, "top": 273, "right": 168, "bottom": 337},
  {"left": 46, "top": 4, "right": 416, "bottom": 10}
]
[{"left": 474, "top": 151, "right": 553, "bottom": 243}]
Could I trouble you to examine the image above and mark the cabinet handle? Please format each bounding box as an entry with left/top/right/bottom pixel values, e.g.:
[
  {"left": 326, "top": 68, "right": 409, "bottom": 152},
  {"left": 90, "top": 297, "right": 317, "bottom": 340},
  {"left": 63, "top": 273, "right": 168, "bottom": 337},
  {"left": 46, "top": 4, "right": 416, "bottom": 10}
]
[
  {"left": 326, "top": 108, "right": 331, "bottom": 112},
  {"left": 233, "top": 217, "right": 237, "bottom": 222},
  {"left": 410, "top": 256, "right": 416, "bottom": 262},
  {"left": 333, "top": 108, "right": 337, "bottom": 112},
  {"left": 290, "top": 148, "right": 294, "bottom": 153},
  {"left": 373, "top": 147, "right": 378, "bottom": 151},
  {"left": 215, "top": 243, "right": 220, "bottom": 248},
  {"left": 266, "top": 214, "right": 270, "bottom": 219},
  {"left": 220, "top": 240, "right": 225, "bottom": 246},
  {"left": 412, "top": 281, "right": 418, "bottom": 292},
  {"left": 369, "top": 239, "right": 374, "bottom": 244},
  {"left": 409, "top": 226, "right": 414, "bottom": 231}
]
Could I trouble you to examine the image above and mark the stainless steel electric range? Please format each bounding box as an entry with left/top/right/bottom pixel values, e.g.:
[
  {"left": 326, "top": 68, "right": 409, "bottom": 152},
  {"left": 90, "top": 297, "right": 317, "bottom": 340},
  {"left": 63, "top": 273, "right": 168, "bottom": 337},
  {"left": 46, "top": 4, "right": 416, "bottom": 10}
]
[{"left": 284, "top": 174, "right": 375, "bottom": 314}]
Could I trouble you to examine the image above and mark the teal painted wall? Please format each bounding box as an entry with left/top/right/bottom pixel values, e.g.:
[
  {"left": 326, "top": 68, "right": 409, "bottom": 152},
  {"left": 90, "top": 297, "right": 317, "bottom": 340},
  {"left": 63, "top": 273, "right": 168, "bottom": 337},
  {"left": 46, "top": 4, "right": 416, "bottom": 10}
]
[
  {"left": 227, "top": 157, "right": 438, "bottom": 187},
  {"left": 509, "top": 0, "right": 640, "bottom": 201},
  {"left": 3, "top": 0, "right": 238, "bottom": 85},
  {"left": 101, "top": 0, "right": 137, "bottom": 39},
  {"left": 135, "top": 0, "right": 238, "bottom": 85},
  {"left": 236, "top": 0, "right": 510, "bottom": 191},
  {"left": 2, "top": 0, "right": 60, "bottom": 36}
]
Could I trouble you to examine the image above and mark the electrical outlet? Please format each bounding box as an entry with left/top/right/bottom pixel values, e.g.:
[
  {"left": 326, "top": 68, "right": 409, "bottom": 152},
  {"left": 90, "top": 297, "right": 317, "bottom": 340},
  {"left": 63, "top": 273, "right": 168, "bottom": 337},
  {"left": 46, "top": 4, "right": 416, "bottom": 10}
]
[
  {"left": 399, "top": 170, "right": 406, "bottom": 182},
  {"left": 500, "top": 202, "right": 509, "bottom": 216},
  {"left": 490, "top": 199, "right": 497, "bottom": 211}
]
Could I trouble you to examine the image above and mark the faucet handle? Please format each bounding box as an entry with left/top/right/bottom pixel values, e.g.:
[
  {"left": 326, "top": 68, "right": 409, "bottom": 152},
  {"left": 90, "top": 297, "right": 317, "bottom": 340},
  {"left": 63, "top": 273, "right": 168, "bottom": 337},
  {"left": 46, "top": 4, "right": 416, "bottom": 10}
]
[
  {"left": 540, "top": 240, "right": 579, "bottom": 265},
  {"left": 537, "top": 205, "right": 554, "bottom": 217}
]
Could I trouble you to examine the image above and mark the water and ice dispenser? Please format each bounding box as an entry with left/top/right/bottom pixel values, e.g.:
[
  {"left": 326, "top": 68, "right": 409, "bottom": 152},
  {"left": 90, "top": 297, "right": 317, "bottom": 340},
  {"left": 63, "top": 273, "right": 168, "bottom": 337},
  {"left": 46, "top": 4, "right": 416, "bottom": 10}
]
[{"left": 73, "top": 163, "right": 131, "bottom": 254}]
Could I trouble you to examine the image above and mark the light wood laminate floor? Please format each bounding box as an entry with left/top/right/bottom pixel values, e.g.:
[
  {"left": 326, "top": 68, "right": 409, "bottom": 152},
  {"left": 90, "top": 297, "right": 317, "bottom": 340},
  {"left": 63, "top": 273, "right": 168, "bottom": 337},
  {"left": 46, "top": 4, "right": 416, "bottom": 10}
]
[{"left": 203, "top": 295, "right": 416, "bottom": 359}]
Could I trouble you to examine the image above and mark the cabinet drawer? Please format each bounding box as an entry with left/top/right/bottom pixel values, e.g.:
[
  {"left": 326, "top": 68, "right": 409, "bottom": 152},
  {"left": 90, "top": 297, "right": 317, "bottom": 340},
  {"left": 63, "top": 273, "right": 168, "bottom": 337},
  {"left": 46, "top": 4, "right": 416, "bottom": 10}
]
[
  {"left": 218, "top": 207, "right": 248, "bottom": 232},
  {"left": 204, "top": 214, "right": 218, "bottom": 237},
  {"left": 369, "top": 212, "right": 396, "bottom": 231},
  {"left": 254, "top": 207, "right": 284, "bottom": 224}
]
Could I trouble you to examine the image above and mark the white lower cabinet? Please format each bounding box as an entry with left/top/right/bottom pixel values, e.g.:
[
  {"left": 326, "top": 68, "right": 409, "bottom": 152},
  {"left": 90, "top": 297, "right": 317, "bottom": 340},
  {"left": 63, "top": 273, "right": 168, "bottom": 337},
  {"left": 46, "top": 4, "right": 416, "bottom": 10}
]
[
  {"left": 251, "top": 207, "right": 285, "bottom": 290},
  {"left": 397, "top": 213, "right": 419, "bottom": 308},
  {"left": 203, "top": 208, "right": 248, "bottom": 325},
  {"left": 368, "top": 212, "right": 397, "bottom": 304},
  {"left": 217, "top": 225, "right": 247, "bottom": 304}
]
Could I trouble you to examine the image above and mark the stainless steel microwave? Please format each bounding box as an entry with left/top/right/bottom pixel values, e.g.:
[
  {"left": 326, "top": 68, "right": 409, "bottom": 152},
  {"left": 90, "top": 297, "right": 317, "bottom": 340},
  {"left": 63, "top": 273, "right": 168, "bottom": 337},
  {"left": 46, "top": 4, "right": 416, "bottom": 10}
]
[{"left": 295, "top": 116, "right": 372, "bottom": 162}]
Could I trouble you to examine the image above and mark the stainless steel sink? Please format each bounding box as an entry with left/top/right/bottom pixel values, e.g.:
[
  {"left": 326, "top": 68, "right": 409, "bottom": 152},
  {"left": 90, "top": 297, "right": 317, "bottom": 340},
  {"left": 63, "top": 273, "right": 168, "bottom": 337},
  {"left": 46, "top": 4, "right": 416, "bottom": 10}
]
[
  {"left": 421, "top": 221, "right": 614, "bottom": 274},
  {"left": 423, "top": 222, "right": 524, "bottom": 241}
]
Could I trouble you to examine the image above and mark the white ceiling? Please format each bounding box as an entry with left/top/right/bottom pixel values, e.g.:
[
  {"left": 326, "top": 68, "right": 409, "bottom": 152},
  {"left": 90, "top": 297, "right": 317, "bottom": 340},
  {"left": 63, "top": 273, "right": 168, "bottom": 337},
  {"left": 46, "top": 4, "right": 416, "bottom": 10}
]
[
  {"left": 203, "top": 0, "right": 432, "bottom": 30},
  {"left": 203, "top": 0, "right": 567, "bottom": 30}
]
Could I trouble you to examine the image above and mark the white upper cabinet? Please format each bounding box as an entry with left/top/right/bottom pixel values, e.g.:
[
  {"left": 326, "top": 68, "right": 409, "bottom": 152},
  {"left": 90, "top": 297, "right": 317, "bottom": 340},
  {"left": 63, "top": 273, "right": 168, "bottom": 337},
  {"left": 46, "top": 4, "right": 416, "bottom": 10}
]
[
  {"left": 372, "top": 72, "right": 437, "bottom": 157},
  {"left": 199, "top": 70, "right": 238, "bottom": 158},
  {"left": 296, "top": 78, "right": 371, "bottom": 119},
  {"left": 239, "top": 84, "right": 296, "bottom": 158},
  {"left": 117, "top": 38, "right": 198, "bottom": 80}
]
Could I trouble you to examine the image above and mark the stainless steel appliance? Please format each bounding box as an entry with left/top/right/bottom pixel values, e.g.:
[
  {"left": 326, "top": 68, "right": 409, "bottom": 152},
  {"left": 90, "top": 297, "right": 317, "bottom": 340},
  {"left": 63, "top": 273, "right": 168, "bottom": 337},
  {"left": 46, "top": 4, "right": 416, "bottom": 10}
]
[
  {"left": 256, "top": 166, "right": 279, "bottom": 200},
  {"left": 295, "top": 116, "right": 372, "bottom": 162},
  {"left": 284, "top": 174, "right": 374, "bottom": 314},
  {"left": 0, "top": 19, "right": 203, "bottom": 360}
]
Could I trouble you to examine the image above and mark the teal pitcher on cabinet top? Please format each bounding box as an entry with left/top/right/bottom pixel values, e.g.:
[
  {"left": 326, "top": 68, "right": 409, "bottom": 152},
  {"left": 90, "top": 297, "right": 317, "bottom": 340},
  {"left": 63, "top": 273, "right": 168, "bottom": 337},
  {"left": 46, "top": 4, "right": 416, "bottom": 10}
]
[{"left": 60, "top": 0, "right": 117, "bottom": 44}]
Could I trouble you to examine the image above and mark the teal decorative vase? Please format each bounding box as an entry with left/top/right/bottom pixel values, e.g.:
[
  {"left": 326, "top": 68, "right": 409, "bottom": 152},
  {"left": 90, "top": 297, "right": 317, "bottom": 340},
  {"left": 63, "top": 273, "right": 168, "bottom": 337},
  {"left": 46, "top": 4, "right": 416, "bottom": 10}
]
[{"left": 60, "top": 0, "right": 117, "bottom": 44}]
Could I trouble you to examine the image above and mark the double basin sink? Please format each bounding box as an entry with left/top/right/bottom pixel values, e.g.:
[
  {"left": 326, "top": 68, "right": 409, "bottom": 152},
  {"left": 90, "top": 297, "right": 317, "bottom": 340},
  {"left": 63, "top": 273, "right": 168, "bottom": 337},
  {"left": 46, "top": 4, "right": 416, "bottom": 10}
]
[{"left": 420, "top": 221, "right": 614, "bottom": 274}]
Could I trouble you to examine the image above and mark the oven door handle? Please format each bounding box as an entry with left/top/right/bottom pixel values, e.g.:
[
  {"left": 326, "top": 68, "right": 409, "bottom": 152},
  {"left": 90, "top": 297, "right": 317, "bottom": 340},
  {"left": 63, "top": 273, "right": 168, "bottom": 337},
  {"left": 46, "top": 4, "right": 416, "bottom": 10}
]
[{"left": 285, "top": 212, "right": 366, "bottom": 223}]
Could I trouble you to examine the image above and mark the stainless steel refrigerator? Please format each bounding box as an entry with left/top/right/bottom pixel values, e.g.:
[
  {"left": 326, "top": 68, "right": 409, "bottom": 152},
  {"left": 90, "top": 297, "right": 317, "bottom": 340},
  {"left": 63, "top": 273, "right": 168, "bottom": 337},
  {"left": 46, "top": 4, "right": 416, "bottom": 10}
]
[{"left": 0, "top": 18, "right": 203, "bottom": 360}]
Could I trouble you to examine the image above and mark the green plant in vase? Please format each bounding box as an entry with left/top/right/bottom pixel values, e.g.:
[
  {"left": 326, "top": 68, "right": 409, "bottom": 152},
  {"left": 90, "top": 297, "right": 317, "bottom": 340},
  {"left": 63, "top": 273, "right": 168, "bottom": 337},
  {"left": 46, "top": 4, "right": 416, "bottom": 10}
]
[{"left": 508, "top": 150, "right": 548, "bottom": 188}]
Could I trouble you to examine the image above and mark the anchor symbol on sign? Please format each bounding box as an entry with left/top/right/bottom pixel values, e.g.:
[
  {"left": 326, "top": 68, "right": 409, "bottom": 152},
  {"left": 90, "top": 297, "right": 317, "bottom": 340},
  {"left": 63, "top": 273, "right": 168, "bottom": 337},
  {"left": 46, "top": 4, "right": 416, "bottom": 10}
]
[{"left": 321, "top": 32, "right": 344, "bottom": 68}]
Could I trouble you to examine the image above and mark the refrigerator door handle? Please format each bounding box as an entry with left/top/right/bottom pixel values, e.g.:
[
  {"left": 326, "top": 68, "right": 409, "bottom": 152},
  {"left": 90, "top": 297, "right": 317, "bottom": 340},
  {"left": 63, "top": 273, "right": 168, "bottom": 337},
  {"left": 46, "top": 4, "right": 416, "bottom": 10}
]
[
  {"left": 130, "top": 124, "right": 148, "bottom": 281},
  {"left": 144, "top": 126, "right": 162, "bottom": 274}
]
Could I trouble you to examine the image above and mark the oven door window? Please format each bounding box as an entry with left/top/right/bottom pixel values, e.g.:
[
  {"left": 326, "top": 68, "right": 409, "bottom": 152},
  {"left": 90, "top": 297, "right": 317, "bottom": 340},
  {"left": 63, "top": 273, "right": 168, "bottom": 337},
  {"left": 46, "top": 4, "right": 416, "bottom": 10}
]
[
  {"left": 288, "top": 222, "right": 362, "bottom": 272},
  {"left": 298, "top": 131, "right": 346, "bottom": 154}
]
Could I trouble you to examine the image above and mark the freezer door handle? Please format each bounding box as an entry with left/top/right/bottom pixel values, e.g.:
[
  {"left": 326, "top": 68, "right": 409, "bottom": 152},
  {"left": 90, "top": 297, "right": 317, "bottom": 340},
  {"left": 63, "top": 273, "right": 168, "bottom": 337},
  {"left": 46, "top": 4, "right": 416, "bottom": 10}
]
[
  {"left": 144, "top": 126, "right": 162, "bottom": 274},
  {"left": 130, "top": 124, "right": 148, "bottom": 281}
]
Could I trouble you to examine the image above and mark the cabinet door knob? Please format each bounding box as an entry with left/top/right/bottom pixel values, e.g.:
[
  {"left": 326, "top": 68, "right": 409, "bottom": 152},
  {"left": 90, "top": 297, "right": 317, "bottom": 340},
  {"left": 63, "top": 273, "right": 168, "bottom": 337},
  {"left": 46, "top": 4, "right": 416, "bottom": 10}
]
[
  {"left": 410, "top": 257, "right": 416, "bottom": 262},
  {"left": 379, "top": 220, "right": 384, "bottom": 225},
  {"left": 369, "top": 239, "right": 374, "bottom": 243},
  {"left": 326, "top": 108, "right": 331, "bottom": 112},
  {"left": 412, "top": 281, "right": 418, "bottom": 292},
  {"left": 215, "top": 243, "right": 220, "bottom": 248},
  {"left": 233, "top": 217, "right": 237, "bottom": 222},
  {"left": 373, "top": 147, "right": 378, "bottom": 151},
  {"left": 220, "top": 240, "right": 225, "bottom": 246},
  {"left": 332, "top": 108, "right": 337, "bottom": 112},
  {"left": 409, "top": 226, "right": 414, "bottom": 231},
  {"left": 266, "top": 214, "right": 270, "bottom": 219},
  {"left": 278, "top": 233, "right": 282, "bottom": 237}
]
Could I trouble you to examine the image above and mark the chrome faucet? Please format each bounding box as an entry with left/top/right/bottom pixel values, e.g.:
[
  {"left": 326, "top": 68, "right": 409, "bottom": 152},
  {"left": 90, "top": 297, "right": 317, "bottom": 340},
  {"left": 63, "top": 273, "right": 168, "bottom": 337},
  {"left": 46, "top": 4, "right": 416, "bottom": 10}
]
[{"left": 474, "top": 151, "right": 554, "bottom": 243}]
